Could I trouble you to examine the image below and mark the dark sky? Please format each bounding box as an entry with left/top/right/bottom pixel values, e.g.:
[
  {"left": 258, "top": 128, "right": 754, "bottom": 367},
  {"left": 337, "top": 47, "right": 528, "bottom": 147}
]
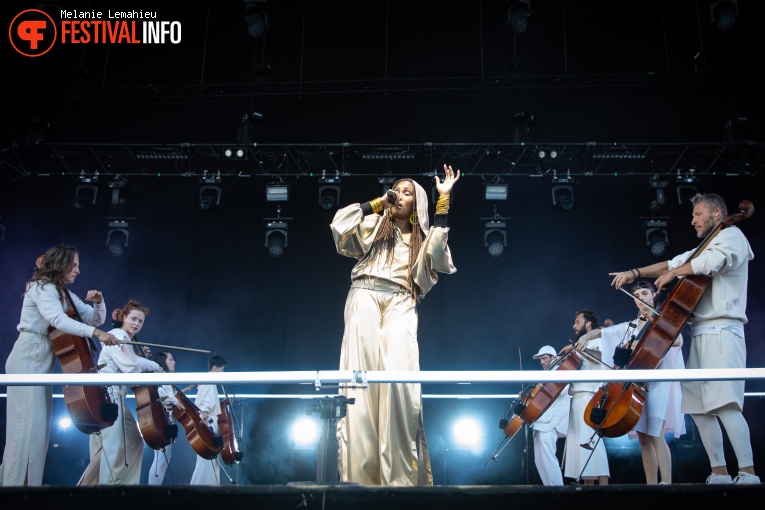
[{"left": 1, "top": 0, "right": 764, "bottom": 485}]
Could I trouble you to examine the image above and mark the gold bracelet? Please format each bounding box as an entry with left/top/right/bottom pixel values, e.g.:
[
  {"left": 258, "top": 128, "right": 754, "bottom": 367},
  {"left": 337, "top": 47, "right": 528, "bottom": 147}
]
[
  {"left": 435, "top": 194, "right": 450, "bottom": 215},
  {"left": 370, "top": 197, "right": 383, "bottom": 214}
]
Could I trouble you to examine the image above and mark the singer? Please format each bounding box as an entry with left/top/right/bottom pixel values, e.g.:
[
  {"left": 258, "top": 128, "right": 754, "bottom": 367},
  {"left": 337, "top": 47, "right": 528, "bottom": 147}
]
[{"left": 330, "top": 164, "right": 460, "bottom": 486}]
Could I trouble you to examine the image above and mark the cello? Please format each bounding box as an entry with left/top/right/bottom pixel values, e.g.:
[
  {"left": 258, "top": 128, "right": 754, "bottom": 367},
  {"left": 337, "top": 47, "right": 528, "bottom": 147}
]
[
  {"left": 218, "top": 390, "right": 244, "bottom": 466},
  {"left": 130, "top": 335, "right": 177, "bottom": 450},
  {"left": 585, "top": 200, "right": 754, "bottom": 438},
  {"left": 488, "top": 348, "right": 582, "bottom": 462},
  {"left": 50, "top": 292, "right": 117, "bottom": 435},
  {"left": 172, "top": 386, "right": 223, "bottom": 460}
]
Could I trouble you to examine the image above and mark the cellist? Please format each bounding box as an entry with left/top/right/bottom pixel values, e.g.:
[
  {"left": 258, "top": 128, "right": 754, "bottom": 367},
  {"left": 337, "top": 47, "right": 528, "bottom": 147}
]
[
  {"left": 189, "top": 355, "right": 227, "bottom": 486},
  {"left": 574, "top": 280, "right": 686, "bottom": 484},
  {"left": 147, "top": 351, "right": 194, "bottom": 485},
  {"left": 609, "top": 193, "right": 758, "bottom": 485},
  {"left": 78, "top": 299, "right": 163, "bottom": 486},
  {"left": 0, "top": 245, "right": 119, "bottom": 487},
  {"left": 560, "top": 309, "right": 610, "bottom": 485}
]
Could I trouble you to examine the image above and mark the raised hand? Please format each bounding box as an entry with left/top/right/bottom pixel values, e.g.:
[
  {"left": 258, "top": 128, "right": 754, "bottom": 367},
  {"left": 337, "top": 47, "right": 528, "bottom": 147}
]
[{"left": 435, "top": 164, "right": 460, "bottom": 196}]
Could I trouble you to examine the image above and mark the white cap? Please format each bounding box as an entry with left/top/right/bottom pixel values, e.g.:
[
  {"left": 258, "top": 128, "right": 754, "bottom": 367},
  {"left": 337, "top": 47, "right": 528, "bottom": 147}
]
[{"left": 532, "top": 345, "right": 557, "bottom": 359}]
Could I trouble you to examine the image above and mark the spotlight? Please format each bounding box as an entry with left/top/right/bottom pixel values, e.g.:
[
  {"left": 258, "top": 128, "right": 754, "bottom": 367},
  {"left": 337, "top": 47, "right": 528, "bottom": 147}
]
[
  {"left": 710, "top": 0, "right": 738, "bottom": 32},
  {"left": 223, "top": 147, "right": 246, "bottom": 160},
  {"left": 676, "top": 170, "right": 698, "bottom": 208},
  {"left": 244, "top": 1, "right": 268, "bottom": 38},
  {"left": 377, "top": 176, "right": 397, "bottom": 194},
  {"left": 452, "top": 418, "right": 483, "bottom": 450},
  {"left": 485, "top": 183, "right": 508, "bottom": 201},
  {"left": 106, "top": 220, "right": 129, "bottom": 257},
  {"left": 264, "top": 205, "right": 292, "bottom": 258},
  {"left": 199, "top": 171, "right": 221, "bottom": 210},
  {"left": 508, "top": 0, "right": 531, "bottom": 34},
  {"left": 645, "top": 219, "right": 669, "bottom": 257},
  {"left": 108, "top": 175, "right": 127, "bottom": 208},
  {"left": 74, "top": 173, "right": 98, "bottom": 209},
  {"left": 266, "top": 183, "right": 289, "bottom": 202},
  {"left": 318, "top": 170, "right": 341, "bottom": 209},
  {"left": 483, "top": 205, "right": 507, "bottom": 257},
  {"left": 537, "top": 147, "right": 558, "bottom": 160},
  {"left": 551, "top": 171, "right": 574, "bottom": 210},
  {"left": 290, "top": 417, "right": 320, "bottom": 448},
  {"left": 648, "top": 175, "right": 668, "bottom": 213}
]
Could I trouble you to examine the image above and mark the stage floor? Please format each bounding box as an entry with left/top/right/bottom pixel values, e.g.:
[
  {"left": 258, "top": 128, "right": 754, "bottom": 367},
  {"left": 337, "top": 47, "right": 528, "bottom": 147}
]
[{"left": 2, "top": 483, "right": 763, "bottom": 510}]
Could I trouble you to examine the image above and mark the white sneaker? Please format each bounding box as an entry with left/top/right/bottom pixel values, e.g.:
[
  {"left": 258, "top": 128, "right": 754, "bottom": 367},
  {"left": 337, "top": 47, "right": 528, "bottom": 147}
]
[
  {"left": 733, "top": 472, "right": 761, "bottom": 484},
  {"left": 706, "top": 473, "right": 733, "bottom": 484}
]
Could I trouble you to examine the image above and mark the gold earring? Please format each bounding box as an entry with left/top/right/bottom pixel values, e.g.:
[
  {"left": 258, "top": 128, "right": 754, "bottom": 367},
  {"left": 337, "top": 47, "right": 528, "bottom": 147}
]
[
  {"left": 409, "top": 212, "right": 418, "bottom": 225},
  {"left": 388, "top": 210, "right": 394, "bottom": 219}
]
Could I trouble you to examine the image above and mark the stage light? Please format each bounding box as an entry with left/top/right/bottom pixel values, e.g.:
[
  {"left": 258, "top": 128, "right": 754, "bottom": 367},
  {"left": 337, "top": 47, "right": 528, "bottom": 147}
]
[
  {"left": 290, "top": 417, "right": 320, "bottom": 447},
  {"left": 319, "top": 170, "right": 341, "bottom": 209},
  {"left": 108, "top": 175, "right": 127, "bottom": 208},
  {"left": 266, "top": 183, "right": 289, "bottom": 202},
  {"left": 199, "top": 172, "right": 221, "bottom": 210},
  {"left": 244, "top": 1, "right": 268, "bottom": 38},
  {"left": 485, "top": 183, "right": 508, "bottom": 201},
  {"left": 676, "top": 170, "right": 698, "bottom": 208},
  {"left": 264, "top": 205, "right": 292, "bottom": 258},
  {"left": 377, "top": 176, "right": 397, "bottom": 194},
  {"left": 57, "top": 416, "right": 73, "bottom": 430},
  {"left": 106, "top": 220, "right": 129, "bottom": 257},
  {"left": 483, "top": 205, "right": 507, "bottom": 257},
  {"left": 73, "top": 173, "right": 98, "bottom": 209},
  {"left": 649, "top": 175, "right": 668, "bottom": 213},
  {"left": 645, "top": 219, "right": 669, "bottom": 257},
  {"left": 551, "top": 171, "right": 574, "bottom": 210},
  {"left": 710, "top": 0, "right": 738, "bottom": 32},
  {"left": 223, "top": 147, "right": 246, "bottom": 160},
  {"left": 537, "top": 147, "right": 558, "bottom": 160},
  {"left": 452, "top": 418, "right": 482, "bottom": 449},
  {"left": 508, "top": 1, "right": 531, "bottom": 34}
]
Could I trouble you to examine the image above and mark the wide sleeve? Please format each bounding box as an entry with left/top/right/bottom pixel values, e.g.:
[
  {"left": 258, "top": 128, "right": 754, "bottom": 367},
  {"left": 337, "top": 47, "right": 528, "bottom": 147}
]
[
  {"left": 32, "top": 283, "right": 99, "bottom": 338},
  {"left": 411, "top": 226, "right": 457, "bottom": 298},
  {"left": 330, "top": 203, "right": 383, "bottom": 259}
]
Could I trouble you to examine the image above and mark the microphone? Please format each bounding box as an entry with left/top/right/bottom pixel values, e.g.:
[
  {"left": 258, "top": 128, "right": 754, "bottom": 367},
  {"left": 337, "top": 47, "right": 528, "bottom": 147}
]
[{"left": 386, "top": 189, "right": 397, "bottom": 204}]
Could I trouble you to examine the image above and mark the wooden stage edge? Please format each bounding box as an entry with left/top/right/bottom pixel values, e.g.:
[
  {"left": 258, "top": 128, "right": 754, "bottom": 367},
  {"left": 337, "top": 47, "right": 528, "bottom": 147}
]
[{"left": 1, "top": 483, "right": 763, "bottom": 510}]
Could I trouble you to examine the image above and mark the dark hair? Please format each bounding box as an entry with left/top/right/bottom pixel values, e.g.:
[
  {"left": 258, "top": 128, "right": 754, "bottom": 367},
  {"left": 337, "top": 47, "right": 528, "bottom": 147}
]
[
  {"left": 208, "top": 355, "right": 227, "bottom": 371},
  {"left": 575, "top": 308, "right": 600, "bottom": 329},
  {"left": 153, "top": 351, "right": 172, "bottom": 372},
  {"left": 630, "top": 279, "right": 656, "bottom": 294}
]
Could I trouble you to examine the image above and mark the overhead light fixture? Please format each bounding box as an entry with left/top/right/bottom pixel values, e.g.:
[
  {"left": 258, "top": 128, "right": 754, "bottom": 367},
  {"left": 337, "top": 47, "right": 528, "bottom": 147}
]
[
  {"left": 551, "top": 171, "right": 574, "bottom": 210},
  {"left": 536, "top": 147, "right": 559, "bottom": 160},
  {"left": 648, "top": 174, "right": 668, "bottom": 212},
  {"left": 645, "top": 218, "right": 669, "bottom": 257},
  {"left": 483, "top": 205, "right": 507, "bottom": 257},
  {"left": 710, "top": 0, "right": 738, "bottom": 32},
  {"left": 318, "top": 170, "right": 341, "bottom": 209},
  {"left": 266, "top": 183, "right": 289, "bottom": 202},
  {"left": 244, "top": 1, "right": 268, "bottom": 38},
  {"left": 106, "top": 220, "right": 129, "bottom": 257},
  {"left": 508, "top": 0, "right": 531, "bottom": 34},
  {"left": 264, "top": 205, "right": 291, "bottom": 258},
  {"left": 74, "top": 173, "right": 98, "bottom": 209},
  {"left": 485, "top": 182, "right": 508, "bottom": 201},
  {"left": 377, "top": 176, "right": 397, "bottom": 194},
  {"left": 223, "top": 147, "right": 246, "bottom": 160},
  {"left": 676, "top": 170, "right": 698, "bottom": 208},
  {"left": 108, "top": 175, "right": 127, "bottom": 208},
  {"left": 199, "top": 171, "right": 221, "bottom": 209}
]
